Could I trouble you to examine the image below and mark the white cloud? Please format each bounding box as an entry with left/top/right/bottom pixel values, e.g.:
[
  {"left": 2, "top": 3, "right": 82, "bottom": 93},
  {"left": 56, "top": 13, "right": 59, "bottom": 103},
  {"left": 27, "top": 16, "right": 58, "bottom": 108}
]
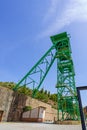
[
  {"left": 43, "top": 0, "right": 59, "bottom": 23},
  {"left": 38, "top": 0, "right": 87, "bottom": 38}
]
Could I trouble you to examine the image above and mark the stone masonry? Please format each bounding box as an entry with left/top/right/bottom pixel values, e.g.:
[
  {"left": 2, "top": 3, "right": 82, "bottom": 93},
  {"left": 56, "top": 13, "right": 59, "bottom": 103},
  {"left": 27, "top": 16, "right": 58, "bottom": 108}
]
[
  {"left": 0, "top": 86, "right": 57, "bottom": 122},
  {"left": 26, "top": 97, "right": 57, "bottom": 122},
  {"left": 0, "top": 86, "right": 13, "bottom": 121}
]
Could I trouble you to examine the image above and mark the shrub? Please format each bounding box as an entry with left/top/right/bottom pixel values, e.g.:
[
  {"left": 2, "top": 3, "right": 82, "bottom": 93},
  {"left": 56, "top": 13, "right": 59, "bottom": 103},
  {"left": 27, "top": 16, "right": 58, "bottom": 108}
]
[{"left": 23, "top": 106, "right": 32, "bottom": 112}]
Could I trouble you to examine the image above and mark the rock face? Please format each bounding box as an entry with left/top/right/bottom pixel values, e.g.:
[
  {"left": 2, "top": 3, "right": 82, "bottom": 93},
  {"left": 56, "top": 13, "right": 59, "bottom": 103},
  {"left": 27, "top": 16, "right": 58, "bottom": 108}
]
[{"left": 0, "top": 86, "right": 57, "bottom": 122}]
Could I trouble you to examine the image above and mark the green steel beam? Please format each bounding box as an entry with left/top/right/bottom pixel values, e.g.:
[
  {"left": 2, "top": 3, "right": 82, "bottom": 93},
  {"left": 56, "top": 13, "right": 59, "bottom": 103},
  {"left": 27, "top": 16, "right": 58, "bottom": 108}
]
[{"left": 13, "top": 44, "right": 56, "bottom": 97}]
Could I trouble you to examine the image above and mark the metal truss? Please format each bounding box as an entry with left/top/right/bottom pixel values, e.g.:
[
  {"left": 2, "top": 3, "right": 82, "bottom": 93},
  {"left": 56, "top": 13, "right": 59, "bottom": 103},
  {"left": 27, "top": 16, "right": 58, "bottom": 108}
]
[
  {"left": 13, "top": 45, "right": 56, "bottom": 97},
  {"left": 50, "top": 32, "right": 80, "bottom": 121},
  {"left": 13, "top": 32, "right": 80, "bottom": 121}
]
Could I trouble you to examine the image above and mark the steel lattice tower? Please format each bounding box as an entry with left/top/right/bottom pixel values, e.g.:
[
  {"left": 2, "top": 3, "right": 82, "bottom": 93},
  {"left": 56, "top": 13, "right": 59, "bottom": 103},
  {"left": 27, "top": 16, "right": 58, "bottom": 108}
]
[
  {"left": 51, "top": 32, "right": 80, "bottom": 120},
  {"left": 13, "top": 32, "right": 80, "bottom": 121}
]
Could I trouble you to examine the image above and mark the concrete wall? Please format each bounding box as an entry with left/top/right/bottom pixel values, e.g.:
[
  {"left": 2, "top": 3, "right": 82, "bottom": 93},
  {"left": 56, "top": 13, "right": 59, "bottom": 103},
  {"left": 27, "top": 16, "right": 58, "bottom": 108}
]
[
  {"left": 0, "top": 86, "right": 13, "bottom": 121},
  {"left": 0, "top": 86, "right": 57, "bottom": 122},
  {"left": 7, "top": 92, "right": 27, "bottom": 121},
  {"left": 26, "top": 97, "right": 57, "bottom": 122},
  {"left": 22, "top": 107, "right": 46, "bottom": 122}
]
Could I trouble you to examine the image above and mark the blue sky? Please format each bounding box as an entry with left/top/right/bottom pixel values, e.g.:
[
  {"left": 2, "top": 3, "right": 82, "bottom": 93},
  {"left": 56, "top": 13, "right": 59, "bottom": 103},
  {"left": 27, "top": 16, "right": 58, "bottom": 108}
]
[{"left": 0, "top": 0, "right": 87, "bottom": 93}]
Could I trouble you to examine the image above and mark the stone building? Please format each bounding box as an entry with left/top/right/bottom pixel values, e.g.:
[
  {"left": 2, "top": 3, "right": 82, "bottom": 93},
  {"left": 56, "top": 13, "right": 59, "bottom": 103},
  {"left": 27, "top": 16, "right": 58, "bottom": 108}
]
[{"left": 22, "top": 106, "right": 46, "bottom": 122}]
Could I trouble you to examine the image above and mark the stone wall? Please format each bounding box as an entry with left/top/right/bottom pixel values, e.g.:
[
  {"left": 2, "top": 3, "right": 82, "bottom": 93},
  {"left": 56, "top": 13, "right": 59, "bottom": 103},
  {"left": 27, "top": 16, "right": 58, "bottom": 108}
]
[
  {"left": 26, "top": 97, "right": 57, "bottom": 122},
  {"left": 0, "top": 86, "right": 13, "bottom": 121},
  {"left": 7, "top": 92, "right": 27, "bottom": 121},
  {"left": 0, "top": 86, "right": 57, "bottom": 122}
]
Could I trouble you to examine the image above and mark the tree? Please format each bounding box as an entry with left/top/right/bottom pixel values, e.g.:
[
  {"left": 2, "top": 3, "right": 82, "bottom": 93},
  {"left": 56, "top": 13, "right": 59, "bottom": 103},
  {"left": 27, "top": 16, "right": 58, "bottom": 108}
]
[
  {"left": 35, "top": 91, "right": 48, "bottom": 103},
  {"left": 40, "top": 88, "right": 44, "bottom": 93},
  {"left": 48, "top": 91, "right": 50, "bottom": 97},
  {"left": 44, "top": 90, "right": 47, "bottom": 94},
  {"left": 50, "top": 94, "right": 57, "bottom": 102},
  {"left": 18, "top": 86, "right": 32, "bottom": 96},
  {"left": 23, "top": 106, "right": 32, "bottom": 112}
]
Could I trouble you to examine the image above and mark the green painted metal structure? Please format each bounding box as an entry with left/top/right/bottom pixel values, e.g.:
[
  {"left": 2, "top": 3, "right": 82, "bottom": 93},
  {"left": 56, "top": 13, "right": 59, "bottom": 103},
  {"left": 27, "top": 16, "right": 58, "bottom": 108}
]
[
  {"left": 50, "top": 32, "right": 80, "bottom": 120},
  {"left": 13, "top": 45, "right": 56, "bottom": 97},
  {"left": 13, "top": 32, "right": 80, "bottom": 121}
]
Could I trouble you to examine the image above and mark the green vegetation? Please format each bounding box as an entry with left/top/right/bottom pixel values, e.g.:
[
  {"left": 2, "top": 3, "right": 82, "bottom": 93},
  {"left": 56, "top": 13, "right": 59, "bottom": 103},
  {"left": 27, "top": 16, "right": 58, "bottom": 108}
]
[
  {"left": 0, "top": 82, "right": 57, "bottom": 108},
  {"left": 49, "top": 94, "right": 57, "bottom": 102},
  {"left": 0, "top": 82, "right": 15, "bottom": 89},
  {"left": 35, "top": 91, "right": 49, "bottom": 103},
  {"left": 23, "top": 106, "right": 32, "bottom": 112}
]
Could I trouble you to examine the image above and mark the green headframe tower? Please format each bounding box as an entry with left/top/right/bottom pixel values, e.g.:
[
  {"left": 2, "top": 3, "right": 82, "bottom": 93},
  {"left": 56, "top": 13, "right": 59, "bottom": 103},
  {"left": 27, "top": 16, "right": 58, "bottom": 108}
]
[
  {"left": 51, "top": 32, "right": 80, "bottom": 120},
  {"left": 13, "top": 32, "right": 80, "bottom": 121}
]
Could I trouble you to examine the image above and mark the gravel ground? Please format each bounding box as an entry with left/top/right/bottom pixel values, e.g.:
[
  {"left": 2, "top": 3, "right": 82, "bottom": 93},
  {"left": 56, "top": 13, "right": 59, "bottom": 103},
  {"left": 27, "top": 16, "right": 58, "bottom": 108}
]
[{"left": 0, "top": 123, "right": 82, "bottom": 130}]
